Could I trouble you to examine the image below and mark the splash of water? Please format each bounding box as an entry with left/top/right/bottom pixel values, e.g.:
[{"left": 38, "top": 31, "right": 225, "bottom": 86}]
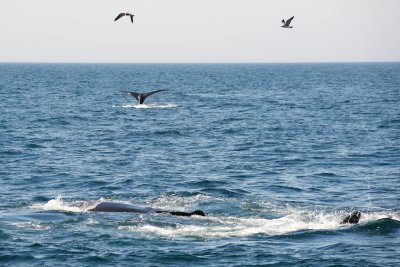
[
  {"left": 32, "top": 195, "right": 90, "bottom": 212},
  {"left": 119, "top": 211, "right": 341, "bottom": 238},
  {"left": 33, "top": 196, "right": 400, "bottom": 239},
  {"left": 117, "top": 103, "right": 178, "bottom": 109}
]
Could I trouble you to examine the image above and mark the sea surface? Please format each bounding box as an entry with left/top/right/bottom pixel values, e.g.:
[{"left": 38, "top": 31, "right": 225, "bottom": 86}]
[{"left": 0, "top": 63, "right": 399, "bottom": 266}]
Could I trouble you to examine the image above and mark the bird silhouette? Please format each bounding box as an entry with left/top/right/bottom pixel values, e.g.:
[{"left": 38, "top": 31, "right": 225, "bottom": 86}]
[
  {"left": 281, "top": 16, "right": 294, "bottom": 28},
  {"left": 114, "top": 13, "right": 134, "bottom": 23}
]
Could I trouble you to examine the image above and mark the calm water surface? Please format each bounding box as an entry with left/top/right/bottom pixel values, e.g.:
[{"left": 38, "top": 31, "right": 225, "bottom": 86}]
[{"left": 0, "top": 63, "right": 399, "bottom": 266}]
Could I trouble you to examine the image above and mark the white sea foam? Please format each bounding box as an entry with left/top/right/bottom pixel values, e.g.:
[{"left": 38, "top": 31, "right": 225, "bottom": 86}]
[
  {"left": 146, "top": 193, "right": 215, "bottom": 210},
  {"left": 35, "top": 197, "right": 399, "bottom": 239},
  {"left": 41, "top": 196, "right": 85, "bottom": 212},
  {"left": 117, "top": 103, "right": 178, "bottom": 109},
  {"left": 361, "top": 210, "right": 400, "bottom": 221},
  {"left": 11, "top": 221, "right": 52, "bottom": 231},
  {"left": 121, "top": 210, "right": 400, "bottom": 239},
  {"left": 119, "top": 212, "right": 342, "bottom": 238},
  {"left": 33, "top": 196, "right": 95, "bottom": 212}
]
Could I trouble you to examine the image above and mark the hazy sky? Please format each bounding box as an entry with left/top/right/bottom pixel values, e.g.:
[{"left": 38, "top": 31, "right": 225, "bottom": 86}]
[{"left": 1, "top": 0, "right": 399, "bottom": 63}]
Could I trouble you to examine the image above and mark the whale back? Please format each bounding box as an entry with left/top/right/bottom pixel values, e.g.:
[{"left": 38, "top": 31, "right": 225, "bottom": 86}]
[{"left": 89, "top": 202, "right": 152, "bottom": 213}]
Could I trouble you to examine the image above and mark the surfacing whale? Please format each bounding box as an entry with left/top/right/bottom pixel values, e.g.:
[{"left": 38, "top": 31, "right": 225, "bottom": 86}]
[
  {"left": 88, "top": 201, "right": 206, "bottom": 217},
  {"left": 123, "top": 89, "right": 166, "bottom": 104},
  {"left": 341, "top": 211, "right": 361, "bottom": 224}
]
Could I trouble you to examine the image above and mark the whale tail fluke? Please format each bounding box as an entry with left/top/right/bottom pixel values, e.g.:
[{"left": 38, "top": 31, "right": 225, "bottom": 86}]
[{"left": 123, "top": 89, "right": 166, "bottom": 104}]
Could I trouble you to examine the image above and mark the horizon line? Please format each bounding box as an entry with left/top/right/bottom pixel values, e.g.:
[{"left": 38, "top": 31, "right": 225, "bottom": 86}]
[{"left": 0, "top": 60, "right": 399, "bottom": 65}]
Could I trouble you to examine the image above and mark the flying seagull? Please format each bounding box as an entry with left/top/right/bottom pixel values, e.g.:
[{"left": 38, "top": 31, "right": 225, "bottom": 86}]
[
  {"left": 114, "top": 13, "right": 135, "bottom": 23},
  {"left": 281, "top": 16, "right": 294, "bottom": 28},
  {"left": 123, "top": 90, "right": 166, "bottom": 104}
]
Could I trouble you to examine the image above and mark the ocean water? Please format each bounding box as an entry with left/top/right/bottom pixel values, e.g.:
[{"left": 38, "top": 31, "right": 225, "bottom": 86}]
[{"left": 0, "top": 63, "right": 399, "bottom": 266}]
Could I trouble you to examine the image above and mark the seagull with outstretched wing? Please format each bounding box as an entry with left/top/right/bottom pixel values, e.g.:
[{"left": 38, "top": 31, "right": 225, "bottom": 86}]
[
  {"left": 114, "top": 12, "right": 134, "bottom": 23},
  {"left": 281, "top": 16, "right": 294, "bottom": 28}
]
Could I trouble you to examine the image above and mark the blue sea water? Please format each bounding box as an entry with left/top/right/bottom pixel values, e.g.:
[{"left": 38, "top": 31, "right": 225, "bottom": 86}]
[{"left": 0, "top": 63, "right": 399, "bottom": 266}]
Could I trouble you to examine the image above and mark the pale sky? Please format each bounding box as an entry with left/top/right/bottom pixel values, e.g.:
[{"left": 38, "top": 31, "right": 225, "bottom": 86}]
[{"left": 0, "top": 0, "right": 399, "bottom": 63}]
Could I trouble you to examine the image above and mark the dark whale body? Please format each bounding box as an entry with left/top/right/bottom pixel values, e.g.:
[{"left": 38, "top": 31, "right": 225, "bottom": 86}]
[
  {"left": 88, "top": 201, "right": 154, "bottom": 213},
  {"left": 88, "top": 201, "right": 205, "bottom": 217},
  {"left": 341, "top": 211, "right": 361, "bottom": 224}
]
